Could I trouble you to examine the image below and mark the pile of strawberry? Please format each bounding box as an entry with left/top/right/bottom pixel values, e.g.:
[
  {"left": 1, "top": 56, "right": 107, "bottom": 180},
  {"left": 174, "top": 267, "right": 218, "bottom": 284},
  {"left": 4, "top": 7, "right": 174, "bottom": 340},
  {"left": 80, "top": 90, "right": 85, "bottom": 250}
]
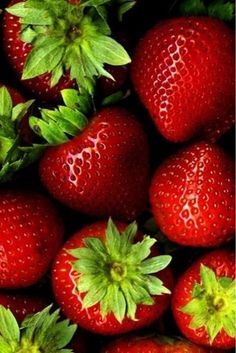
[{"left": 0, "top": 0, "right": 235, "bottom": 352}]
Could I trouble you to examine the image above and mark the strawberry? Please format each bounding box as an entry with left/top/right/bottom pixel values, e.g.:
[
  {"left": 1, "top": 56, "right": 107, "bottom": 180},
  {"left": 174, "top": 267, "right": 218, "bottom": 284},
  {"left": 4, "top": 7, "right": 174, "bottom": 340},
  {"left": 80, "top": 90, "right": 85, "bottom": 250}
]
[
  {"left": 52, "top": 219, "right": 173, "bottom": 335},
  {"left": 2, "top": 0, "right": 131, "bottom": 102},
  {"left": 0, "top": 305, "right": 77, "bottom": 352},
  {"left": 98, "top": 64, "right": 129, "bottom": 96},
  {"left": 0, "top": 190, "right": 64, "bottom": 288},
  {"left": 172, "top": 249, "right": 235, "bottom": 349},
  {"left": 33, "top": 91, "right": 150, "bottom": 221},
  {"left": 150, "top": 142, "right": 235, "bottom": 247},
  {"left": 0, "top": 291, "right": 49, "bottom": 322},
  {"left": 102, "top": 334, "right": 225, "bottom": 353},
  {"left": 131, "top": 16, "right": 235, "bottom": 142}
]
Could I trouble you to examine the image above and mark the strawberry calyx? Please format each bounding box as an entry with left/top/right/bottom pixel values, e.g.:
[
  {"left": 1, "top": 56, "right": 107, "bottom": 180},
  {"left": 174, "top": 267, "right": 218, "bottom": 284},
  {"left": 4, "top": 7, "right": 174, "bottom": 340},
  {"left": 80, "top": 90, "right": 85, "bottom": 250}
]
[
  {"left": 68, "top": 218, "right": 172, "bottom": 323},
  {"left": 179, "top": 0, "right": 235, "bottom": 22},
  {"left": 0, "top": 86, "right": 45, "bottom": 183},
  {"left": 6, "top": 0, "right": 131, "bottom": 94},
  {"left": 0, "top": 305, "right": 77, "bottom": 353},
  {"left": 180, "top": 264, "right": 236, "bottom": 344},
  {"left": 29, "top": 88, "right": 92, "bottom": 144}
]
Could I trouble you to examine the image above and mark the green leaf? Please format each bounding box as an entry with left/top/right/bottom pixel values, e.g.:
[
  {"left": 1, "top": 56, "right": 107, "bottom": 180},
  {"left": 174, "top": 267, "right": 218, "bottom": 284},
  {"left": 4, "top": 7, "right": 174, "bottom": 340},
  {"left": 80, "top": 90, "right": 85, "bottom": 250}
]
[
  {"left": 89, "top": 35, "right": 131, "bottom": 66},
  {"left": 105, "top": 218, "right": 122, "bottom": 257},
  {"left": 20, "top": 26, "right": 37, "bottom": 43},
  {"left": 146, "top": 275, "right": 171, "bottom": 295},
  {"left": 22, "top": 38, "right": 65, "bottom": 80},
  {"left": 140, "top": 255, "right": 172, "bottom": 274},
  {"left": 208, "top": 0, "right": 235, "bottom": 22},
  {"left": 109, "top": 284, "right": 126, "bottom": 323},
  {"left": 82, "top": 284, "right": 107, "bottom": 309},
  {"left": 200, "top": 265, "right": 218, "bottom": 295},
  {"left": 0, "top": 306, "right": 20, "bottom": 342},
  {"left": 12, "top": 99, "right": 35, "bottom": 122},
  {"left": 179, "top": 0, "right": 207, "bottom": 16},
  {"left": 207, "top": 315, "right": 223, "bottom": 343},
  {"left": 0, "top": 87, "right": 13, "bottom": 120},
  {"left": 118, "top": 1, "right": 136, "bottom": 21},
  {"left": 128, "top": 236, "right": 156, "bottom": 263}
]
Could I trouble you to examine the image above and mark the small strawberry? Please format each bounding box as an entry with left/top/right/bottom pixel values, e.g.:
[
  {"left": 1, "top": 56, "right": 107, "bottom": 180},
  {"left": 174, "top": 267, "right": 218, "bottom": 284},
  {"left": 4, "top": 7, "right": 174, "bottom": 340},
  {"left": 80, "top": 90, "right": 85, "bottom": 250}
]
[
  {"left": 172, "top": 249, "right": 235, "bottom": 349},
  {"left": 150, "top": 142, "right": 235, "bottom": 247},
  {"left": 52, "top": 219, "right": 173, "bottom": 335},
  {"left": 31, "top": 89, "right": 150, "bottom": 221},
  {"left": 0, "top": 189, "right": 64, "bottom": 288},
  {"left": 0, "top": 291, "right": 49, "bottom": 322},
  {"left": 0, "top": 305, "right": 77, "bottom": 352},
  {"left": 131, "top": 15, "right": 235, "bottom": 142},
  {"left": 2, "top": 0, "right": 131, "bottom": 102},
  {"left": 102, "top": 334, "right": 225, "bottom": 353}
]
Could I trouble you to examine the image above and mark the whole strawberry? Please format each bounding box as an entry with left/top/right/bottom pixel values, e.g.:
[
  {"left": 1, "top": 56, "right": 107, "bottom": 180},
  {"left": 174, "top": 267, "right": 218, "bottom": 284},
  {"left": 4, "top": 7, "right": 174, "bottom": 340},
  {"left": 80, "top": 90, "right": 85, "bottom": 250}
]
[
  {"left": 2, "top": 0, "right": 130, "bottom": 102},
  {"left": 38, "top": 102, "right": 150, "bottom": 221},
  {"left": 0, "top": 291, "right": 49, "bottom": 322},
  {"left": 150, "top": 142, "right": 235, "bottom": 247},
  {"left": 0, "top": 190, "right": 64, "bottom": 288},
  {"left": 172, "top": 249, "right": 235, "bottom": 349},
  {"left": 131, "top": 17, "right": 235, "bottom": 142},
  {"left": 52, "top": 219, "right": 173, "bottom": 335},
  {"left": 102, "top": 334, "right": 226, "bottom": 353}
]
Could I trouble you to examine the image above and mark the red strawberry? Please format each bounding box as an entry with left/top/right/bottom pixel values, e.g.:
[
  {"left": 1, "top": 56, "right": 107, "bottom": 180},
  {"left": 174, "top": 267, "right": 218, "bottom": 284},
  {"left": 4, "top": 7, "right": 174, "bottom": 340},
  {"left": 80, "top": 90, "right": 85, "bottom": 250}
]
[
  {"left": 52, "top": 219, "right": 173, "bottom": 335},
  {"left": 39, "top": 106, "right": 150, "bottom": 221},
  {"left": 0, "top": 190, "right": 64, "bottom": 288},
  {"left": 102, "top": 334, "right": 225, "bottom": 353},
  {"left": 150, "top": 142, "right": 235, "bottom": 247},
  {"left": 2, "top": 0, "right": 130, "bottom": 102},
  {"left": 0, "top": 291, "right": 49, "bottom": 322},
  {"left": 172, "top": 249, "right": 235, "bottom": 349},
  {"left": 131, "top": 17, "right": 235, "bottom": 142},
  {"left": 99, "top": 64, "right": 129, "bottom": 96}
]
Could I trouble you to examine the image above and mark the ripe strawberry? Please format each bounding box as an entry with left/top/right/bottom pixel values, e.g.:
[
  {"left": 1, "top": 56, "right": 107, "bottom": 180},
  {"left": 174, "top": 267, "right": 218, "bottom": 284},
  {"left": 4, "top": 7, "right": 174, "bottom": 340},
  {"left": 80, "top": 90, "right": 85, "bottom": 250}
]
[
  {"left": 2, "top": 0, "right": 131, "bottom": 102},
  {"left": 0, "top": 190, "right": 64, "bottom": 288},
  {"left": 0, "top": 305, "right": 77, "bottom": 352},
  {"left": 0, "top": 291, "right": 49, "bottom": 322},
  {"left": 150, "top": 142, "right": 235, "bottom": 247},
  {"left": 102, "top": 334, "right": 225, "bottom": 353},
  {"left": 172, "top": 249, "right": 235, "bottom": 349},
  {"left": 52, "top": 219, "right": 173, "bottom": 335},
  {"left": 131, "top": 17, "right": 235, "bottom": 142},
  {"left": 38, "top": 105, "right": 150, "bottom": 221}
]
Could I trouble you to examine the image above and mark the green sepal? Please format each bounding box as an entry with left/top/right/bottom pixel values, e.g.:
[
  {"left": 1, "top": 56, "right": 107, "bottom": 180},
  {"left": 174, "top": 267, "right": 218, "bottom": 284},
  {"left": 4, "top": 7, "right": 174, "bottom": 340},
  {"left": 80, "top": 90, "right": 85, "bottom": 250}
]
[
  {"left": 0, "top": 87, "right": 42, "bottom": 183},
  {"left": 116, "top": 0, "right": 136, "bottom": 21},
  {"left": 7, "top": 0, "right": 131, "bottom": 93},
  {"left": 29, "top": 88, "right": 92, "bottom": 145},
  {"left": 180, "top": 264, "right": 236, "bottom": 344},
  {"left": 68, "top": 218, "right": 172, "bottom": 323},
  {"left": 179, "top": 0, "right": 235, "bottom": 21},
  {"left": 101, "top": 89, "right": 130, "bottom": 107},
  {"left": 0, "top": 305, "right": 77, "bottom": 353}
]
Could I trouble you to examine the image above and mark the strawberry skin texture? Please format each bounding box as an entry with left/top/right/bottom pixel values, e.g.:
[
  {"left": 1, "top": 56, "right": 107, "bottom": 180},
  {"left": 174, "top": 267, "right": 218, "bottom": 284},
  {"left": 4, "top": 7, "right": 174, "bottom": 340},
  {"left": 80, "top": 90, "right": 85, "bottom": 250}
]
[
  {"left": 102, "top": 335, "right": 224, "bottom": 353},
  {"left": 172, "top": 249, "right": 235, "bottom": 349},
  {"left": 150, "top": 142, "right": 235, "bottom": 247},
  {"left": 0, "top": 190, "right": 64, "bottom": 288},
  {"left": 131, "top": 17, "right": 235, "bottom": 142},
  {"left": 2, "top": 0, "right": 75, "bottom": 103},
  {"left": 0, "top": 292, "right": 49, "bottom": 322},
  {"left": 40, "top": 107, "right": 150, "bottom": 221},
  {"left": 52, "top": 221, "right": 173, "bottom": 335}
]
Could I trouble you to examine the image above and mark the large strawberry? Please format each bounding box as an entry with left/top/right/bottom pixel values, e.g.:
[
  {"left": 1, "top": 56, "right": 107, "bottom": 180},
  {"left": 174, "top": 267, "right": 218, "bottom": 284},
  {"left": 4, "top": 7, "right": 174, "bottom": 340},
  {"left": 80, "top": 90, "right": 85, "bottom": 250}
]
[
  {"left": 102, "top": 334, "right": 226, "bottom": 353},
  {"left": 31, "top": 89, "right": 150, "bottom": 221},
  {"left": 131, "top": 14, "right": 235, "bottom": 142},
  {"left": 0, "top": 190, "right": 64, "bottom": 288},
  {"left": 52, "top": 219, "right": 173, "bottom": 335},
  {"left": 0, "top": 291, "right": 49, "bottom": 322},
  {"left": 0, "top": 305, "right": 77, "bottom": 352},
  {"left": 2, "top": 0, "right": 131, "bottom": 102},
  {"left": 172, "top": 249, "right": 235, "bottom": 349},
  {"left": 150, "top": 142, "right": 235, "bottom": 247}
]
